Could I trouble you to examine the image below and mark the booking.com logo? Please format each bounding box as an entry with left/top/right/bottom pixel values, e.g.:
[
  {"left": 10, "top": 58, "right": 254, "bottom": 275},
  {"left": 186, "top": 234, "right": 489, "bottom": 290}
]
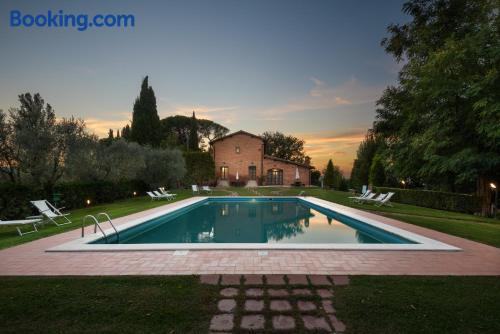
[{"left": 10, "top": 10, "right": 135, "bottom": 31}]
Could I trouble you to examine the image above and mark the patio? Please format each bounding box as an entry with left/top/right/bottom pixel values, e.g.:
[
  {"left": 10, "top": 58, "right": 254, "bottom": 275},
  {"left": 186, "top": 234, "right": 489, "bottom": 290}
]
[{"left": 1, "top": 197, "right": 499, "bottom": 276}]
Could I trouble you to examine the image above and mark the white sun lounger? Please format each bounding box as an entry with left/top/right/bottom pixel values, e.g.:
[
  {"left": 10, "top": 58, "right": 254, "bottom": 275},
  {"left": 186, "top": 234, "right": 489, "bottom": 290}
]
[
  {"left": 353, "top": 192, "right": 376, "bottom": 203},
  {"left": 360, "top": 193, "right": 387, "bottom": 204},
  {"left": 202, "top": 186, "right": 212, "bottom": 194},
  {"left": 349, "top": 190, "right": 372, "bottom": 200},
  {"left": 192, "top": 185, "right": 199, "bottom": 194},
  {"left": 159, "top": 187, "right": 177, "bottom": 197},
  {"left": 29, "top": 200, "right": 72, "bottom": 226},
  {"left": 147, "top": 191, "right": 169, "bottom": 200},
  {"left": 153, "top": 190, "right": 174, "bottom": 200},
  {"left": 374, "top": 192, "right": 395, "bottom": 207},
  {"left": 0, "top": 218, "right": 42, "bottom": 236}
]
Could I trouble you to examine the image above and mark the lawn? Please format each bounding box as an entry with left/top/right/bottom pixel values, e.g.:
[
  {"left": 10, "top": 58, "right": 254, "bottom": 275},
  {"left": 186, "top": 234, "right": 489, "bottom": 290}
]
[
  {"left": 0, "top": 275, "right": 498, "bottom": 334},
  {"left": 0, "top": 276, "right": 218, "bottom": 334},
  {"left": 0, "top": 187, "right": 498, "bottom": 250},
  {"left": 334, "top": 276, "right": 500, "bottom": 334}
]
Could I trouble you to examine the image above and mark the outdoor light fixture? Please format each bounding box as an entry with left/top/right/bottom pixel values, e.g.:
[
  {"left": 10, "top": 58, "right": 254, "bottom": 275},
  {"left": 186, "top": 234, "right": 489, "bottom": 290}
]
[
  {"left": 491, "top": 183, "right": 498, "bottom": 219},
  {"left": 401, "top": 180, "right": 406, "bottom": 185},
  {"left": 86, "top": 199, "right": 91, "bottom": 205},
  {"left": 133, "top": 191, "right": 137, "bottom": 196}
]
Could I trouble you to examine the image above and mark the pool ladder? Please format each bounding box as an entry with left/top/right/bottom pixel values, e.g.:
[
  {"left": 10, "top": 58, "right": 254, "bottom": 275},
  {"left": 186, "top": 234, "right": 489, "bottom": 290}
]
[{"left": 81, "top": 213, "right": 119, "bottom": 243}]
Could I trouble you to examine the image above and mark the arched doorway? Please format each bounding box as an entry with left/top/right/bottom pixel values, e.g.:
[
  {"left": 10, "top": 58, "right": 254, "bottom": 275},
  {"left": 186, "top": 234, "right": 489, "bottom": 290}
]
[{"left": 267, "top": 169, "right": 283, "bottom": 185}]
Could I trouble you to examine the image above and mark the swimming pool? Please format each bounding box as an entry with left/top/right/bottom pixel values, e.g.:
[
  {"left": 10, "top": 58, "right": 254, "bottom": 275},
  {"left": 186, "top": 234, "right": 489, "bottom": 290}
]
[
  {"left": 49, "top": 197, "right": 459, "bottom": 251},
  {"left": 92, "top": 198, "right": 413, "bottom": 245}
]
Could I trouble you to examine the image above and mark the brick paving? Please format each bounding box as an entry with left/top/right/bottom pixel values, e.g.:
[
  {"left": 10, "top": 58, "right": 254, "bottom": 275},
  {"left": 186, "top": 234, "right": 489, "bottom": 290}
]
[
  {"left": 1, "top": 197, "right": 499, "bottom": 276},
  {"left": 205, "top": 274, "right": 348, "bottom": 333}
]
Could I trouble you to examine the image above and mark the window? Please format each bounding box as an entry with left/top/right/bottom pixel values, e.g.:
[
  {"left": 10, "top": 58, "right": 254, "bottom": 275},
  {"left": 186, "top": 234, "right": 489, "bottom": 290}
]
[
  {"left": 235, "top": 146, "right": 240, "bottom": 154},
  {"left": 220, "top": 166, "right": 228, "bottom": 180},
  {"left": 266, "top": 169, "right": 283, "bottom": 185},
  {"left": 248, "top": 166, "right": 256, "bottom": 180}
]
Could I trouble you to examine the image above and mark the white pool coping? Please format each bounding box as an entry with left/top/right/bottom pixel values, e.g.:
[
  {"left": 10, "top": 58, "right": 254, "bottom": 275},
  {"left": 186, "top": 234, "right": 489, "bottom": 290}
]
[{"left": 47, "top": 196, "right": 460, "bottom": 252}]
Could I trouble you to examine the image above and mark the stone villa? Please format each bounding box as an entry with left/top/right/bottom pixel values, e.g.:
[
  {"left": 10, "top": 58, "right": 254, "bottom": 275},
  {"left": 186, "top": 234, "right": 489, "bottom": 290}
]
[{"left": 210, "top": 130, "right": 312, "bottom": 187}]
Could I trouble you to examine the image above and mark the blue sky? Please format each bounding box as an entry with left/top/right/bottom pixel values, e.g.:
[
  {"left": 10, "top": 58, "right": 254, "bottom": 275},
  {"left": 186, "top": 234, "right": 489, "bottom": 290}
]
[{"left": 0, "top": 0, "right": 408, "bottom": 174}]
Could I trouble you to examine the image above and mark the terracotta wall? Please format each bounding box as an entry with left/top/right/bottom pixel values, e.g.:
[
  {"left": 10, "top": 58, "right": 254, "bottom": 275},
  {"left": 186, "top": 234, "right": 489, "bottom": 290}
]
[
  {"left": 212, "top": 134, "right": 264, "bottom": 183},
  {"left": 263, "top": 158, "right": 310, "bottom": 186}
]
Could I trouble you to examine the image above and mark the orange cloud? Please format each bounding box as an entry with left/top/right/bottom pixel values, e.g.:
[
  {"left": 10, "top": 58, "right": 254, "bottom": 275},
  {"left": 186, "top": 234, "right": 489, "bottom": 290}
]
[
  {"left": 297, "top": 130, "right": 367, "bottom": 177},
  {"left": 84, "top": 116, "right": 130, "bottom": 137}
]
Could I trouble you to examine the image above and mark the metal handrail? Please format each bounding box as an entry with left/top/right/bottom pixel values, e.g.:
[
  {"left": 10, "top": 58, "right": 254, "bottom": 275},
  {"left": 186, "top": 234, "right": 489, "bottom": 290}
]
[
  {"left": 82, "top": 214, "right": 108, "bottom": 243},
  {"left": 96, "top": 212, "right": 119, "bottom": 243}
]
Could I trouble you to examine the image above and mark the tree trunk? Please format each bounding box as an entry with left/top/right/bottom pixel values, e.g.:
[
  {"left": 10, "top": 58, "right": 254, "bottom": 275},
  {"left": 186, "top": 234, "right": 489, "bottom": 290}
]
[{"left": 476, "top": 176, "right": 491, "bottom": 217}]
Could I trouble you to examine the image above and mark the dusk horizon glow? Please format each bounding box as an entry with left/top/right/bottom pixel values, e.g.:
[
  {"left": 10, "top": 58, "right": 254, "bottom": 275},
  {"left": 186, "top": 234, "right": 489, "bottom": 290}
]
[{"left": 0, "top": 0, "right": 408, "bottom": 175}]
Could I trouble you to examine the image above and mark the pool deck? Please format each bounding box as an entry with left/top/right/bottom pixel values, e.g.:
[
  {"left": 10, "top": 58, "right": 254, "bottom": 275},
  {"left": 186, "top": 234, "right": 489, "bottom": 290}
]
[{"left": 0, "top": 197, "right": 499, "bottom": 276}]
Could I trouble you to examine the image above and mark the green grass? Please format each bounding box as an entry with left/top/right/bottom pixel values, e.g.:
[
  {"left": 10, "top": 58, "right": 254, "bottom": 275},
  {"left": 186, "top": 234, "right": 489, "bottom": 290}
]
[
  {"left": 1, "top": 275, "right": 498, "bottom": 333},
  {"left": 0, "top": 276, "right": 218, "bottom": 334},
  {"left": 1, "top": 187, "right": 498, "bottom": 250},
  {"left": 334, "top": 276, "right": 500, "bottom": 334}
]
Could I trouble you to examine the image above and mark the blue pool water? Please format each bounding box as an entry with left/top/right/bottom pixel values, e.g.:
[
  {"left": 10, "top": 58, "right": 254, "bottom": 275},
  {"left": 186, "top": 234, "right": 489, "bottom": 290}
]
[{"left": 92, "top": 198, "right": 415, "bottom": 244}]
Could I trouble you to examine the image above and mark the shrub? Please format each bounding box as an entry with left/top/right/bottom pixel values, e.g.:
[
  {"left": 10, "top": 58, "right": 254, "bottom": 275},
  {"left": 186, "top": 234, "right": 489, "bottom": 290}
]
[
  {"left": 374, "top": 187, "right": 481, "bottom": 213},
  {"left": 0, "top": 180, "right": 148, "bottom": 220},
  {"left": 139, "top": 148, "right": 186, "bottom": 188},
  {"left": 183, "top": 151, "right": 215, "bottom": 185}
]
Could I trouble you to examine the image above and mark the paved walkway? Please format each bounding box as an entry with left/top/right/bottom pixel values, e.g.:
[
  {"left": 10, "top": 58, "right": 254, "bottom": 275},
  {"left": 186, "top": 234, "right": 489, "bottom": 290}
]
[
  {"left": 0, "top": 198, "right": 499, "bottom": 276},
  {"left": 203, "top": 274, "right": 348, "bottom": 333}
]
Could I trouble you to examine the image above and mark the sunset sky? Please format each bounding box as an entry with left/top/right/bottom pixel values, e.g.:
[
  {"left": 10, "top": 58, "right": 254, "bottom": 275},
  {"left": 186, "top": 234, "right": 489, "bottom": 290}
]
[{"left": 0, "top": 0, "right": 408, "bottom": 175}]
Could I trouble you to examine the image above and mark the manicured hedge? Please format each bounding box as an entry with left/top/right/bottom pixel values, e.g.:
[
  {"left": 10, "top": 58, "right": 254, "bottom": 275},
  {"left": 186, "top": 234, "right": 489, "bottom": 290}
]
[
  {"left": 374, "top": 187, "right": 481, "bottom": 214},
  {"left": 0, "top": 180, "right": 148, "bottom": 220}
]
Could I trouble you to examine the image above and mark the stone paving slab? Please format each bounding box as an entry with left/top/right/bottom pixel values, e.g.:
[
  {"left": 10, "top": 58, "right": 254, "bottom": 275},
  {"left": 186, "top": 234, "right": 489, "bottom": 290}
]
[
  {"left": 298, "top": 300, "right": 317, "bottom": 311},
  {"left": 268, "top": 288, "right": 289, "bottom": 297},
  {"left": 245, "top": 288, "right": 264, "bottom": 297},
  {"left": 329, "top": 314, "right": 346, "bottom": 332},
  {"left": 317, "top": 289, "right": 333, "bottom": 298},
  {"left": 302, "top": 315, "right": 332, "bottom": 331},
  {"left": 210, "top": 314, "right": 234, "bottom": 331},
  {"left": 270, "top": 300, "right": 292, "bottom": 311},
  {"left": 244, "top": 299, "right": 264, "bottom": 312},
  {"left": 292, "top": 288, "right": 312, "bottom": 296},
  {"left": 200, "top": 274, "right": 219, "bottom": 285},
  {"left": 220, "top": 287, "right": 238, "bottom": 297},
  {"left": 241, "top": 315, "right": 265, "bottom": 330},
  {"left": 331, "top": 275, "right": 350, "bottom": 286},
  {"left": 221, "top": 274, "right": 241, "bottom": 285},
  {"left": 322, "top": 300, "right": 336, "bottom": 314},
  {"left": 217, "top": 299, "right": 236, "bottom": 312},
  {"left": 288, "top": 274, "right": 309, "bottom": 285},
  {"left": 272, "top": 315, "right": 296, "bottom": 330},
  {"left": 243, "top": 274, "right": 263, "bottom": 285},
  {"left": 266, "top": 274, "right": 286, "bottom": 285},
  {"left": 309, "top": 275, "right": 332, "bottom": 286}
]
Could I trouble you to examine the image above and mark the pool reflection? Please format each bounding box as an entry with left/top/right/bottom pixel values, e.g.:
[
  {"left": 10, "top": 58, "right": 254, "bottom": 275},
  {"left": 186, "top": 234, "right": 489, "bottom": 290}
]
[{"left": 119, "top": 201, "right": 384, "bottom": 244}]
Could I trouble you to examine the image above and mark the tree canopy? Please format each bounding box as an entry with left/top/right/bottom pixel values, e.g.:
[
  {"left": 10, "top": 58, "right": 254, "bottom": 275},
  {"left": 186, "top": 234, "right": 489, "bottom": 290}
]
[
  {"left": 131, "top": 76, "right": 161, "bottom": 146},
  {"left": 0, "top": 93, "right": 88, "bottom": 189},
  {"left": 160, "top": 114, "right": 229, "bottom": 150},
  {"left": 262, "top": 131, "right": 310, "bottom": 164},
  {"left": 372, "top": 0, "right": 500, "bottom": 213}
]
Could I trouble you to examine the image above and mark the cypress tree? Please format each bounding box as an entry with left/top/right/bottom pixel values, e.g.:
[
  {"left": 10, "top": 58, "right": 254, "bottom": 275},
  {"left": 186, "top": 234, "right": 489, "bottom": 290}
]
[
  {"left": 188, "top": 111, "right": 199, "bottom": 151},
  {"left": 121, "top": 124, "right": 131, "bottom": 140},
  {"left": 131, "top": 76, "right": 161, "bottom": 146},
  {"left": 324, "top": 159, "right": 335, "bottom": 189}
]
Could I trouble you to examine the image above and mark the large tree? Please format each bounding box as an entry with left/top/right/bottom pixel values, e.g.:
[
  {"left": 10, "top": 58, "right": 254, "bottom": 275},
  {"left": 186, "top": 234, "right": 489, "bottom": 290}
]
[
  {"left": 188, "top": 111, "right": 199, "bottom": 151},
  {"left": 262, "top": 131, "right": 309, "bottom": 164},
  {"left": 159, "top": 115, "right": 228, "bottom": 150},
  {"left": 131, "top": 76, "right": 161, "bottom": 146},
  {"left": 0, "top": 93, "right": 87, "bottom": 188},
  {"left": 350, "top": 131, "right": 380, "bottom": 190},
  {"left": 374, "top": 0, "right": 500, "bottom": 214}
]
